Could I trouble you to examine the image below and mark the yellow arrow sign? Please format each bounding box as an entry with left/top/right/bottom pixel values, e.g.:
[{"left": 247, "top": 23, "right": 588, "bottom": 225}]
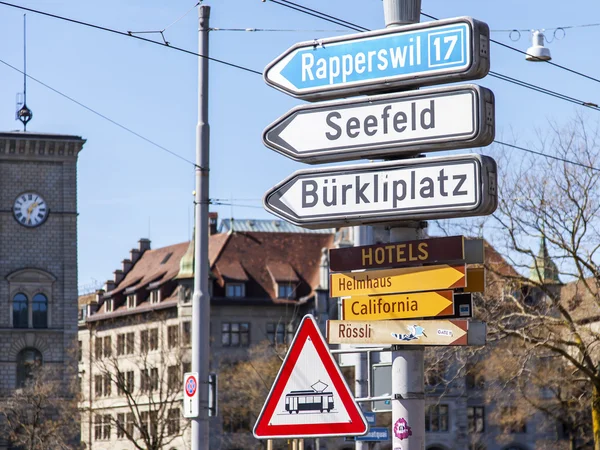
[
  {"left": 327, "top": 319, "right": 472, "bottom": 346},
  {"left": 330, "top": 264, "right": 466, "bottom": 297},
  {"left": 342, "top": 290, "right": 454, "bottom": 321}
]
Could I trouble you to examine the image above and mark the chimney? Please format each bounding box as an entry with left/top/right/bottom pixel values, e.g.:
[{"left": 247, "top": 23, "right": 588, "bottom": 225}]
[
  {"left": 139, "top": 238, "right": 151, "bottom": 253},
  {"left": 122, "top": 259, "right": 132, "bottom": 273},
  {"left": 130, "top": 248, "right": 141, "bottom": 263},
  {"left": 95, "top": 289, "right": 105, "bottom": 304},
  {"left": 114, "top": 269, "right": 124, "bottom": 284},
  {"left": 209, "top": 212, "right": 218, "bottom": 235},
  {"left": 104, "top": 280, "right": 115, "bottom": 292}
]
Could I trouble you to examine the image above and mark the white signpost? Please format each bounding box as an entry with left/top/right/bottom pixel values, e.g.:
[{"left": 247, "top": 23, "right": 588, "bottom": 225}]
[
  {"left": 263, "top": 154, "right": 497, "bottom": 228},
  {"left": 264, "top": 17, "right": 489, "bottom": 101},
  {"left": 263, "top": 84, "right": 494, "bottom": 163}
]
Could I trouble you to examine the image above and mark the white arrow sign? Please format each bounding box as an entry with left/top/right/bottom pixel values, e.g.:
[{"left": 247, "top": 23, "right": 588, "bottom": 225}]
[
  {"left": 263, "top": 85, "right": 494, "bottom": 164},
  {"left": 263, "top": 154, "right": 497, "bottom": 229}
]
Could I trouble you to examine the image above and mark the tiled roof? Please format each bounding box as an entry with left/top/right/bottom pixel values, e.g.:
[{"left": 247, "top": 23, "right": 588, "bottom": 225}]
[
  {"left": 109, "top": 241, "right": 189, "bottom": 295},
  {"left": 219, "top": 218, "right": 334, "bottom": 234},
  {"left": 560, "top": 278, "right": 600, "bottom": 323}
]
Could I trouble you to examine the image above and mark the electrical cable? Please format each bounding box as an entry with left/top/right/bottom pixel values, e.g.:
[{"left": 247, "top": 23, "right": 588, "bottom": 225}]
[
  {"left": 421, "top": 11, "right": 600, "bottom": 85},
  {"left": 0, "top": 1, "right": 262, "bottom": 76},
  {"left": 2, "top": 0, "right": 599, "bottom": 173},
  {"left": 0, "top": 57, "right": 199, "bottom": 168}
]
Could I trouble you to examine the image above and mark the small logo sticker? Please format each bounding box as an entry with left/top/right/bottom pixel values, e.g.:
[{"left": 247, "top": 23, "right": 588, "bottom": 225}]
[{"left": 394, "top": 417, "right": 412, "bottom": 440}]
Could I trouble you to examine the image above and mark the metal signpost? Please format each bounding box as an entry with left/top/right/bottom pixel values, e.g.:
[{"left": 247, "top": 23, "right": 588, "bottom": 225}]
[
  {"left": 264, "top": 84, "right": 494, "bottom": 163},
  {"left": 264, "top": 154, "right": 497, "bottom": 229},
  {"left": 258, "top": 1, "right": 496, "bottom": 448},
  {"left": 264, "top": 17, "right": 489, "bottom": 100}
]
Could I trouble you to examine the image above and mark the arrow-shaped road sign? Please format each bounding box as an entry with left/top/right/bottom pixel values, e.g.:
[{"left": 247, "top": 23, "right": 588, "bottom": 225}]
[
  {"left": 327, "top": 319, "right": 487, "bottom": 346},
  {"left": 263, "top": 85, "right": 494, "bottom": 164},
  {"left": 263, "top": 154, "right": 497, "bottom": 229},
  {"left": 330, "top": 264, "right": 466, "bottom": 297},
  {"left": 341, "top": 290, "right": 454, "bottom": 321},
  {"left": 264, "top": 17, "right": 489, "bottom": 101}
]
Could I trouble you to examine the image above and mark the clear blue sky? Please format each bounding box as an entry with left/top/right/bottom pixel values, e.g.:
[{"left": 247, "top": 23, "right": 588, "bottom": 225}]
[{"left": 0, "top": 0, "right": 598, "bottom": 291}]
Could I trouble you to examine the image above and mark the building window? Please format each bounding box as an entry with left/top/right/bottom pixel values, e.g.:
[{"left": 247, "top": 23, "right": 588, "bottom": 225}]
[
  {"left": 468, "top": 406, "right": 485, "bottom": 433},
  {"left": 126, "top": 413, "right": 134, "bottom": 436},
  {"left": 425, "top": 404, "right": 449, "bottom": 432},
  {"left": 116, "top": 413, "right": 125, "bottom": 438},
  {"left": 150, "top": 290, "right": 160, "bottom": 304},
  {"left": 117, "top": 371, "right": 135, "bottom": 394},
  {"left": 168, "top": 325, "right": 179, "bottom": 348},
  {"left": 12, "top": 293, "right": 28, "bottom": 328},
  {"left": 103, "top": 374, "right": 111, "bottom": 396},
  {"left": 94, "top": 415, "right": 103, "bottom": 440},
  {"left": 140, "top": 411, "right": 149, "bottom": 436},
  {"left": 267, "top": 322, "right": 286, "bottom": 344},
  {"left": 167, "top": 408, "right": 180, "bottom": 435},
  {"left": 78, "top": 340, "right": 82, "bottom": 361},
  {"left": 105, "top": 298, "right": 113, "bottom": 313},
  {"left": 95, "top": 337, "right": 103, "bottom": 359},
  {"left": 103, "top": 414, "right": 111, "bottom": 440},
  {"left": 95, "top": 375, "right": 103, "bottom": 397},
  {"left": 168, "top": 365, "right": 180, "bottom": 391},
  {"left": 127, "top": 294, "right": 136, "bottom": 309},
  {"left": 182, "top": 321, "right": 191, "bottom": 346},
  {"left": 222, "top": 322, "right": 250, "bottom": 347},
  {"left": 16, "top": 348, "right": 42, "bottom": 387},
  {"left": 149, "top": 328, "right": 159, "bottom": 350},
  {"left": 225, "top": 283, "right": 244, "bottom": 298},
  {"left": 117, "top": 334, "right": 125, "bottom": 355},
  {"left": 32, "top": 293, "right": 48, "bottom": 328},
  {"left": 103, "top": 336, "right": 112, "bottom": 358},
  {"left": 126, "top": 332, "right": 135, "bottom": 354},
  {"left": 141, "top": 368, "right": 159, "bottom": 392},
  {"left": 278, "top": 283, "right": 294, "bottom": 299},
  {"left": 466, "top": 363, "right": 485, "bottom": 389}
]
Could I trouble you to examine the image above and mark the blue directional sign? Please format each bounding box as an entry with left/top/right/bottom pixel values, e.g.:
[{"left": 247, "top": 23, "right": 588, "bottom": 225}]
[
  {"left": 264, "top": 17, "right": 489, "bottom": 101},
  {"left": 356, "top": 427, "right": 390, "bottom": 442}
]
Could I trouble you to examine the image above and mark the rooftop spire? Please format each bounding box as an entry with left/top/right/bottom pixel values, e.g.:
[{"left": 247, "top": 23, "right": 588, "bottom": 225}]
[
  {"left": 16, "top": 14, "right": 32, "bottom": 131},
  {"left": 530, "top": 235, "right": 561, "bottom": 284}
]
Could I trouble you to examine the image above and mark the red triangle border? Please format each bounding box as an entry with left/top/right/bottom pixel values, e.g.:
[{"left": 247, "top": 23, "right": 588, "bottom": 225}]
[{"left": 254, "top": 315, "right": 368, "bottom": 438}]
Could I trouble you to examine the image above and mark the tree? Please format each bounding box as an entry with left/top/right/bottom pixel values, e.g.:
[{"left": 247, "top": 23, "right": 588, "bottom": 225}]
[
  {"left": 82, "top": 314, "right": 189, "bottom": 450},
  {"left": 459, "top": 115, "right": 600, "bottom": 449},
  {"left": 0, "top": 365, "right": 80, "bottom": 450},
  {"left": 217, "top": 340, "right": 286, "bottom": 450}
]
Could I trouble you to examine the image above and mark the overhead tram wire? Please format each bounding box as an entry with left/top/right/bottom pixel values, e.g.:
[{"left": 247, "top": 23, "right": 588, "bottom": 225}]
[
  {"left": 0, "top": 57, "right": 199, "bottom": 168},
  {"left": 269, "top": 1, "right": 600, "bottom": 98},
  {"left": 0, "top": 1, "right": 262, "bottom": 76},
  {"left": 1, "top": 0, "right": 599, "bottom": 172},
  {"left": 265, "top": 1, "right": 600, "bottom": 171}
]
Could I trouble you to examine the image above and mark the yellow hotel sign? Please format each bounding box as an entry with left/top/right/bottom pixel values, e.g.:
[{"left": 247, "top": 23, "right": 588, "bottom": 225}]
[
  {"left": 330, "top": 264, "right": 466, "bottom": 297},
  {"left": 342, "top": 290, "right": 454, "bottom": 321}
]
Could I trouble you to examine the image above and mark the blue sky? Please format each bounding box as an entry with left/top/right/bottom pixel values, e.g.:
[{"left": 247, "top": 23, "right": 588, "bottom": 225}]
[{"left": 0, "top": 0, "right": 598, "bottom": 291}]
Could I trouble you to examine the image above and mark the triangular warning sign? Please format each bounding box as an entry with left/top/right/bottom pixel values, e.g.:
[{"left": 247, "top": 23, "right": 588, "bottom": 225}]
[{"left": 253, "top": 314, "right": 368, "bottom": 439}]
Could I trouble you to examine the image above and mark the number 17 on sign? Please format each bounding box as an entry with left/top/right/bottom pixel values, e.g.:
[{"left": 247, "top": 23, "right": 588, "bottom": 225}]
[{"left": 183, "top": 372, "right": 200, "bottom": 418}]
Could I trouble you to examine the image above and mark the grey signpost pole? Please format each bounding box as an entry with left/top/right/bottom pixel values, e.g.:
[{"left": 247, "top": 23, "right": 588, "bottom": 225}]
[
  {"left": 192, "top": 4, "right": 211, "bottom": 450},
  {"left": 382, "top": 1, "right": 426, "bottom": 449}
]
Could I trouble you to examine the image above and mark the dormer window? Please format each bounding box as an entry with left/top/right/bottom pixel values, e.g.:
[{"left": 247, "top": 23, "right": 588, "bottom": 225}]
[
  {"left": 105, "top": 299, "right": 113, "bottom": 313},
  {"left": 126, "top": 295, "right": 136, "bottom": 309},
  {"left": 150, "top": 290, "right": 160, "bottom": 304},
  {"left": 278, "top": 283, "right": 295, "bottom": 299},
  {"left": 225, "top": 283, "right": 244, "bottom": 298}
]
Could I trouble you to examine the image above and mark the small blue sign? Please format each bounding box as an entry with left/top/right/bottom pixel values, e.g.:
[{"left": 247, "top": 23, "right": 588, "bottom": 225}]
[
  {"left": 363, "top": 411, "right": 376, "bottom": 425},
  {"left": 356, "top": 427, "right": 390, "bottom": 441},
  {"left": 264, "top": 17, "right": 489, "bottom": 100}
]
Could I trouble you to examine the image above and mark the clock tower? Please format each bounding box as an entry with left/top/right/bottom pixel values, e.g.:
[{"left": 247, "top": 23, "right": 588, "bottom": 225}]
[{"left": 0, "top": 132, "right": 85, "bottom": 395}]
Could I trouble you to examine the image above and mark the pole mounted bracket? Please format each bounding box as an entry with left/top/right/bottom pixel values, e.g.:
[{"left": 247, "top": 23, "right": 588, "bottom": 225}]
[{"left": 394, "top": 392, "right": 425, "bottom": 400}]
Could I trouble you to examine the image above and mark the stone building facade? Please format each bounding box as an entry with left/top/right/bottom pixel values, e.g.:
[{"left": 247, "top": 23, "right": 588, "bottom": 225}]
[{"left": 0, "top": 132, "right": 85, "bottom": 448}]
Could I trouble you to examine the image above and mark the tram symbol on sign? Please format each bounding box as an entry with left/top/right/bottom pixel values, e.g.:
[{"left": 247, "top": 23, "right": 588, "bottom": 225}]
[
  {"left": 185, "top": 376, "right": 197, "bottom": 397},
  {"left": 285, "top": 380, "right": 335, "bottom": 414}
]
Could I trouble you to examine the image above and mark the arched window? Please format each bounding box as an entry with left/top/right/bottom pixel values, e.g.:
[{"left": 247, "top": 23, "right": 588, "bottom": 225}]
[
  {"left": 13, "top": 293, "right": 28, "bottom": 328},
  {"left": 16, "top": 348, "right": 42, "bottom": 387},
  {"left": 32, "top": 293, "right": 48, "bottom": 328}
]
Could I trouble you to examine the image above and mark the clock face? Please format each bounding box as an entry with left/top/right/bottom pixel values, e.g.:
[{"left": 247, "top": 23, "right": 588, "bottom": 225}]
[{"left": 13, "top": 192, "right": 48, "bottom": 227}]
